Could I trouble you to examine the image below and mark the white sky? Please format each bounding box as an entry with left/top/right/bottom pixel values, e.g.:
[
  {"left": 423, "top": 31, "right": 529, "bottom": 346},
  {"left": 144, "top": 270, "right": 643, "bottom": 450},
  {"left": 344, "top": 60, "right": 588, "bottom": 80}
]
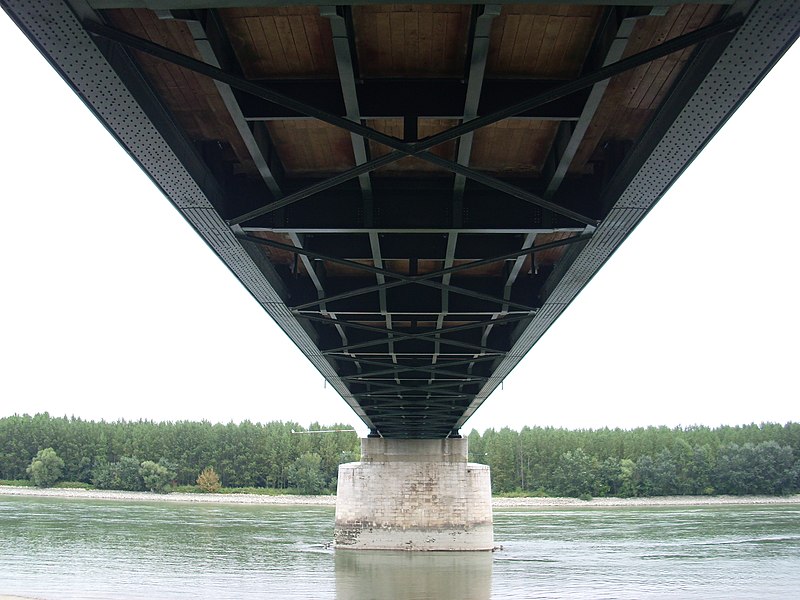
[{"left": 0, "top": 13, "right": 797, "bottom": 437}]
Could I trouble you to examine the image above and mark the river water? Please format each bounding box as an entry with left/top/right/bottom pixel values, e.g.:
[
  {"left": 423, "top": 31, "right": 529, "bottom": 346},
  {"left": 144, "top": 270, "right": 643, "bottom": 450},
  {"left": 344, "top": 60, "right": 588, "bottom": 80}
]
[{"left": 1, "top": 496, "right": 798, "bottom": 599}]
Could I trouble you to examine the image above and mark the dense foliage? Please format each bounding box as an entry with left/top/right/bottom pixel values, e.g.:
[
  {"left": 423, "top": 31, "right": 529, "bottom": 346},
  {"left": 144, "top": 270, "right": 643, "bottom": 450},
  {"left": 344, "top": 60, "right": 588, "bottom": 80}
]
[
  {"left": 0, "top": 414, "right": 359, "bottom": 493},
  {"left": 2, "top": 415, "right": 798, "bottom": 497},
  {"left": 468, "top": 424, "right": 800, "bottom": 497},
  {"left": 26, "top": 447, "right": 64, "bottom": 488}
]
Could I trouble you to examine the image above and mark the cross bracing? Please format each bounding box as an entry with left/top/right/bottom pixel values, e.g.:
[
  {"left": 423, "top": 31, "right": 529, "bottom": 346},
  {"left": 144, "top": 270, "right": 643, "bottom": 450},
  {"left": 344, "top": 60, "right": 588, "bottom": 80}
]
[{"left": 4, "top": 0, "right": 797, "bottom": 438}]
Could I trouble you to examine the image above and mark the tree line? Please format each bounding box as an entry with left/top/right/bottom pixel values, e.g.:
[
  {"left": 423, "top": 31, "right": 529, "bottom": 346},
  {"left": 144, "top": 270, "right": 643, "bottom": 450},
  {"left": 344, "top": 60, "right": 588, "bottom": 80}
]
[
  {"left": 468, "top": 423, "right": 800, "bottom": 497},
  {"left": 1, "top": 414, "right": 798, "bottom": 497},
  {"left": 0, "top": 413, "right": 359, "bottom": 493}
]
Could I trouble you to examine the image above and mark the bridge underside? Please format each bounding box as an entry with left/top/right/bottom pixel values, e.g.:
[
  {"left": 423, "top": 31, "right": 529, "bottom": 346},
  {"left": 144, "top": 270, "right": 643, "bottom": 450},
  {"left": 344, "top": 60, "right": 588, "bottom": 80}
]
[{"left": 5, "top": 1, "right": 797, "bottom": 438}]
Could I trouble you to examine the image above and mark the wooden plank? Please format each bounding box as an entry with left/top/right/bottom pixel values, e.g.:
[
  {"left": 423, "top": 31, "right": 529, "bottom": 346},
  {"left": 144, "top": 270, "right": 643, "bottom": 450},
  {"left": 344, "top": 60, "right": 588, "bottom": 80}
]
[
  {"left": 430, "top": 11, "right": 448, "bottom": 73},
  {"left": 417, "top": 9, "right": 433, "bottom": 73},
  {"left": 493, "top": 13, "right": 519, "bottom": 73},
  {"left": 219, "top": 8, "right": 336, "bottom": 77},
  {"left": 288, "top": 15, "right": 314, "bottom": 74},
  {"left": 353, "top": 5, "right": 469, "bottom": 77},
  {"left": 639, "top": 5, "right": 720, "bottom": 110},
  {"left": 509, "top": 14, "right": 533, "bottom": 73},
  {"left": 267, "top": 121, "right": 354, "bottom": 176},
  {"left": 246, "top": 17, "right": 275, "bottom": 74},
  {"left": 303, "top": 11, "right": 329, "bottom": 73},
  {"left": 442, "top": 11, "right": 464, "bottom": 74},
  {"left": 521, "top": 14, "right": 547, "bottom": 77},
  {"left": 470, "top": 121, "right": 558, "bottom": 176},
  {"left": 558, "top": 14, "right": 597, "bottom": 78},
  {"left": 274, "top": 16, "right": 301, "bottom": 74},
  {"left": 539, "top": 16, "right": 566, "bottom": 76},
  {"left": 376, "top": 12, "right": 393, "bottom": 77},
  {"left": 488, "top": 6, "right": 602, "bottom": 77},
  {"left": 390, "top": 11, "right": 405, "bottom": 74},
  {"left": 255, "top": 17, "right": 288, "bottom": 75},
  {"left": 404, "top": 11, "right": 418, "bottom": 74}
]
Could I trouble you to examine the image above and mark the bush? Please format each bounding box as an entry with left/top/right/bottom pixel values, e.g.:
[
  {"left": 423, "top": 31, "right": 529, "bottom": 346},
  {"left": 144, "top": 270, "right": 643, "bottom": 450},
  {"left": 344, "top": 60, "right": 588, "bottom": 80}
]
[
  {"left": 217, "top": 486, "right": 301, "bottom": 495},
  {"left": 26, "top": 448, "right": 64, "bottom": 488},
  {"left": 172, "top": 484, "right": 200, "bottom": 493},
  {"left": 139, "top": 460, "right": 173, "bottom": 493},
  {"left": 196, "top": 467, "right": 221, "bottom": 493},
  {"left": 54, "top": 481, "right": 94, "bottom": 489},
  {"left": 0, "top": 479, "right": 34, "bottom": 487},
  {"left": 92, "top": 456, "right": 145, "bottom": 491}
]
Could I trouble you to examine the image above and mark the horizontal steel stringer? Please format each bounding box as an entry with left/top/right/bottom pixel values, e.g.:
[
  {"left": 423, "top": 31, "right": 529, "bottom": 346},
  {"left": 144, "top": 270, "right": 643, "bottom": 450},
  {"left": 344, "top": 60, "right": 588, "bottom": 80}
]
[
  {"left": 354, "top": 379, "right": 477, "bottom": 394},
  {"left": 237, "top": 231, "right": 593, "bottom": 311},
  {"left": 324, "top": 339, "right": 507, "bottom": 355},
  {"left": 364, "top": 401, "right": 472, "bottom": 411},
  {"left": 353, "top": 386, "right": 471, "bottom": 398},
  {"left": 330, "top": 354, "right": 501, "bottom": 378},
  {"left": 83, "top": 17, "right": 743, "bottom": 228},
  {"left": 343, "top": 369, "right": 489, "bottom": 382},
  {"left": 299, "top": 312, "right": 532, "bottom": 351},
  {"left": 342, "top": 374, "right": 487, "bottom": 383},
  {"left": 365, "top": 408, "right": 471, "bottom": 419}
]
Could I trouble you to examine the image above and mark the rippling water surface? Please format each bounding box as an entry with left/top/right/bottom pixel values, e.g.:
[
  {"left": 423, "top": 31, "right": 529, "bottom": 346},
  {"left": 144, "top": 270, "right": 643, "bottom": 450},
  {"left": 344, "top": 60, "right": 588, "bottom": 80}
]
[{"left": 1, "top": 496, "right": 798, "bottom": 599}]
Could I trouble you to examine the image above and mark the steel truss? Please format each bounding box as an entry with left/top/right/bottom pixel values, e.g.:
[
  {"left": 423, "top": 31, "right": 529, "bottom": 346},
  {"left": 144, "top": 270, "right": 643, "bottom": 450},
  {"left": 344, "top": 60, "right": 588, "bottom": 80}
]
[{"left": 66, "top": 1, "right": 773, "bottom": 438}]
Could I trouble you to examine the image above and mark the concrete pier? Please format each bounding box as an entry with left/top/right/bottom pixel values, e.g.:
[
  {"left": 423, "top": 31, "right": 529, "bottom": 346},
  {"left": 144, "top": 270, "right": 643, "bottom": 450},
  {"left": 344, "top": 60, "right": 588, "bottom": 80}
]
[{"left": 334, "top": 438, "right": 493, "bottom": 551}]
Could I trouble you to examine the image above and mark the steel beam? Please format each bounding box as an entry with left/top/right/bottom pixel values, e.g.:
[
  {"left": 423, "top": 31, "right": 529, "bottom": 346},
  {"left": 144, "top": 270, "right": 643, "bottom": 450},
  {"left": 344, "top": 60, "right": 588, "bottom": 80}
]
[
  {"left": 453, "top": 5, "right": 500, "bottom": 202},
  {"left": 542, "top": 7, "right": 639, "bottom": 199},
  {"left": 299, "top": 311, "right": 531, "bottom": 342},
  {"left": 90, "top": 2, "right": 736, "bottom": 10},
  {"left": 225, "top": 12, "right": 743, "bottom": 222},
  {"left": 236, "top": 181, "right": 593, "bottom": 232},
  {"left": 455, "top": 0, "right": 799, "bottom": 432},
  {"left": 322, "top": 335, "right": 507, "bottom": 356},
  {"left": 234, "top": 80, "right": 588, "bottom": 121},
  {"left": 83, "top": 18, "right": 746, "bottom": 227},
  {"left": 167, "top": 9, "right": 283, "bottom": 198},
  {"left": 330, "top": 354, "right": 501, "bottom": 377},
  {"left": 321, "top": 6, "right": 372, "bottom": 201},
  {"left": 236, "top": 231, "right": 592, "bottom": 305}
]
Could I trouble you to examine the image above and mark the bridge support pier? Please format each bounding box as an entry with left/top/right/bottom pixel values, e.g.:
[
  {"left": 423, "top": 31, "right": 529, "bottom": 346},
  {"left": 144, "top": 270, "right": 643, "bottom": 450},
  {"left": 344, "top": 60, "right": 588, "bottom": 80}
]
[{"left": 334, "top": 438, "right": 493, "bottom": 551}]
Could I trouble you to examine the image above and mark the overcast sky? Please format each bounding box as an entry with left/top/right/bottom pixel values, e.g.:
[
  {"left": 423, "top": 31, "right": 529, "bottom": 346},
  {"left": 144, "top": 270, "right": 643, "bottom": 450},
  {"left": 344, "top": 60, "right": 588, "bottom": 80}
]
[{"left": 0, "top": 13, "right": 797, "bottom": 436}]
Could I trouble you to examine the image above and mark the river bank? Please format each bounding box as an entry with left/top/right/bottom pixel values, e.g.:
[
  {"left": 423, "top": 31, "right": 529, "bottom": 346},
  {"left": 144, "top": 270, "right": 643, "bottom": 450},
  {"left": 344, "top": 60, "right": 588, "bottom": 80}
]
[{"left": 2, "top": 485, "right": 799, "bottom": 508}]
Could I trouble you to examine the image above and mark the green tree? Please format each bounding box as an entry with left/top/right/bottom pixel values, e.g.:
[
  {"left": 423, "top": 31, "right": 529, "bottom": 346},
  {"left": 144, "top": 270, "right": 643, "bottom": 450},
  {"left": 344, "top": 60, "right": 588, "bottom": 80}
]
[
  {"left": 599, "top": 456, "right": 623, "bottom": 497},
  {"left": 651, "top": 448, "right": 678, "bottom": 495},
  {"left": 551, "top": 448, "right": 601, "bottom": 497},
  {"left": 139, "top": 460, "right": 173, "bottom": 493},
  {"left": 289, "top": 452, "right": 325, "bottom": 494},
  {"left": 26, "top": 448, "right": 64, "bottom": 488},
  {"left": 633, "top": 455, "right": 656, "bottom": 496},
  {"left": 92, "top": 456, "right": 145, "bottom": 491},
  {"left": 618, "top": 458, "right": 637, "bottom": 497},
  {"left": 687, "top": 444, "right": 715, "bottom": 495},
  {"left": 3, "top": 415, "right": 799, "bottom": 496}
]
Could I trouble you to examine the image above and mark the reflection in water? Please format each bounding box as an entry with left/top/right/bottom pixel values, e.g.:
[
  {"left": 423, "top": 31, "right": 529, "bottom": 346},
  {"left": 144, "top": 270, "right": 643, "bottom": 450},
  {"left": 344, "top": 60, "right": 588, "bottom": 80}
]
[{"left": 335, "top": 550, "right": 492, "bottom": 600}]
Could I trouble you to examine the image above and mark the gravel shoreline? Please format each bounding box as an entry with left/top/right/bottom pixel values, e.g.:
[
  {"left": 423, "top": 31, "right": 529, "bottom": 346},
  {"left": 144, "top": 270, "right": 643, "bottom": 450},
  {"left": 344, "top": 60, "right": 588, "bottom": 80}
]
[
  {"left": 2, "top": 485, "right": 798, "bottom": 508},
  {"left": 492, "top": 494, "right": 800, "bottom": 508},
  {"left": 0, "top": 486, "right": 336, "bottom": 505}
]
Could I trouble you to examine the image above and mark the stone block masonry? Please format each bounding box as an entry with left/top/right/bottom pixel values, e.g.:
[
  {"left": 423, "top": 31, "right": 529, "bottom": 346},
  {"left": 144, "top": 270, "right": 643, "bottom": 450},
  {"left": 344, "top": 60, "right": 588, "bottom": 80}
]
[{"left": 334, "top": 438, "right": 493, "bottom": 551}]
